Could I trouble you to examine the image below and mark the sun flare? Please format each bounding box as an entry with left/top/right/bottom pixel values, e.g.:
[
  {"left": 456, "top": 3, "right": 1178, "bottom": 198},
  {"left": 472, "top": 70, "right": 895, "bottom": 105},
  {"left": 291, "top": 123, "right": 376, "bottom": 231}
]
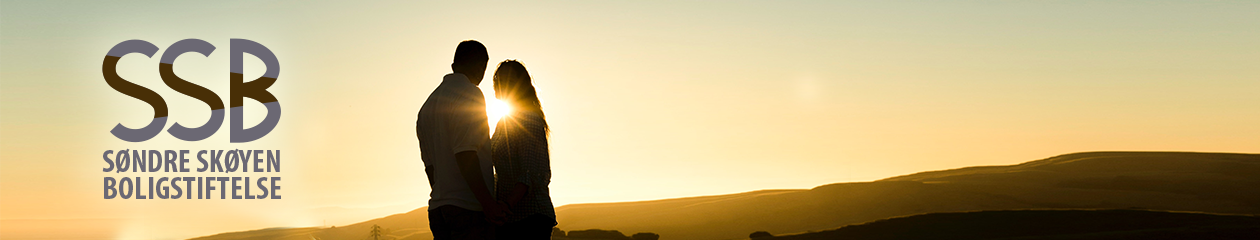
[{"left": 487, "top": 98, "right": 512, "bottom": 125}]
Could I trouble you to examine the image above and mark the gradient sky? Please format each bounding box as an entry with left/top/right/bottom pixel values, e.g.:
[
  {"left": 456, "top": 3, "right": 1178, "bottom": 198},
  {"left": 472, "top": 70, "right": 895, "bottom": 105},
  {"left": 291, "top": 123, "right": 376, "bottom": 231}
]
[{"left": 2, "top": 0, "right": 1258, "bottom": 239}]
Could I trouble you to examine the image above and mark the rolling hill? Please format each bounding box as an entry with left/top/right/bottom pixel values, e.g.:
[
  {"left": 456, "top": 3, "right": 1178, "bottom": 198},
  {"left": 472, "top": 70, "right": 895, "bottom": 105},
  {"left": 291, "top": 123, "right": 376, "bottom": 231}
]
[
  {"left": 191, "top": 151, "right": 1260, "bottom": 240},
  {"left": 766, "top": 209, "right": 1260, "bottom": 240}
]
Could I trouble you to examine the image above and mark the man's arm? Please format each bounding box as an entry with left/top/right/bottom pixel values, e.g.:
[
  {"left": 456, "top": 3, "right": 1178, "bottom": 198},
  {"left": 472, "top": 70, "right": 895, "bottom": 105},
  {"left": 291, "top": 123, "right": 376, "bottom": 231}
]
[
  {"left": 455, "top": 150, "right": 508, "bottom": 224},
  {"left": 448, "top": 85, "right": 508, "bottom": 223},
  {"left": 419, "top": 137, "right": 434, "bottom": 187},
  {"left": 426, "top": 168, "right": 435, "bottom": 188}
]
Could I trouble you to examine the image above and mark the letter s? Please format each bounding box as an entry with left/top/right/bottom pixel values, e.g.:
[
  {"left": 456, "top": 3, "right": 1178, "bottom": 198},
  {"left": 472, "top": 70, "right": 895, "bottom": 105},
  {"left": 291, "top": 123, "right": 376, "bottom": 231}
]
[
  {"left": 161, "top": 39, "right": 225, "bottom": 141},
  {"left": 104, "top": 40, "right": 166, "bottom": 142}
]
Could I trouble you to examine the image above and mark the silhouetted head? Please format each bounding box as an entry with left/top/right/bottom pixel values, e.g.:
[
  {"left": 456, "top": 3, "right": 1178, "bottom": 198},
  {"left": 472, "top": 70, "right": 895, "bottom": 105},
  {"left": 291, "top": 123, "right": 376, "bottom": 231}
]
[
  {"left": 493, "top": 60, "right": 549, "bottom": 133},
  {"left": 451, "top": 40, "right": 489, "bottom": 84},
  {"left": 493, "top": 60, "right": 541, "bottom": 112}
]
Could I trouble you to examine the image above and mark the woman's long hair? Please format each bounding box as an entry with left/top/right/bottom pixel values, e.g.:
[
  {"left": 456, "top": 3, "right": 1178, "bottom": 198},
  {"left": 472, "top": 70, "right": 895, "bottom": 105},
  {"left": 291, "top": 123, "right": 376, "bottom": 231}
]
[{"left": 492, "top": 60, "right": 549, "bottom": 135}]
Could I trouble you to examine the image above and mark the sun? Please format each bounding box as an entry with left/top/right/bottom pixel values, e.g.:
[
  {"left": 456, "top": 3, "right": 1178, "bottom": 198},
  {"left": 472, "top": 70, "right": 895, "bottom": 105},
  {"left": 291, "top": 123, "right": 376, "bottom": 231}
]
[{"left": 487, "top": 98, "right": 512, "bottom": 125}]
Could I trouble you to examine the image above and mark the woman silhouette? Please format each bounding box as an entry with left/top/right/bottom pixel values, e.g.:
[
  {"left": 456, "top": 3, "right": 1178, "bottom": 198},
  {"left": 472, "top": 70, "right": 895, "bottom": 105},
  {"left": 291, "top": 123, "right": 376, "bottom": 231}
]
[{"left": 490, "top": 60, "right": 556, "bottom": 239}]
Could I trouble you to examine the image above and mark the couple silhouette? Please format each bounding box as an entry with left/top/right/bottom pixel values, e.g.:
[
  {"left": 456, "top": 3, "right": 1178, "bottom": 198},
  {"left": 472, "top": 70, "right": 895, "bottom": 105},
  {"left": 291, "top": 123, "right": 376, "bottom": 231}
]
[{"left": 417, "top": 40, "right": 556, "bottom": 240}]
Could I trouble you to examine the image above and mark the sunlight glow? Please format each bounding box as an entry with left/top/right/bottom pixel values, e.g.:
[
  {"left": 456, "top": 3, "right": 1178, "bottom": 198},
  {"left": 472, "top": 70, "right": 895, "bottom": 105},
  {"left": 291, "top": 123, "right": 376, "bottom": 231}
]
[{"left": 487, "top": 98, "right": 512, "bottom": 125}]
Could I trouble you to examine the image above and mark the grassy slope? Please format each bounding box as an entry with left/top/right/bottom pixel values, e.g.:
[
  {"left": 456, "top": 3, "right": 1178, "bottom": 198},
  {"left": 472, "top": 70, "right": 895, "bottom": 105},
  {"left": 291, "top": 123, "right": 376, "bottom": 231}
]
[
  {"left": 553, "top": 152, "right": 1260, "bottom": 239},
  {"left": 190, "top": 152, "right": 1260, "bottom": 240},
  {"left": 766, "top": 209, "right": 1260, "bottom": 240}
]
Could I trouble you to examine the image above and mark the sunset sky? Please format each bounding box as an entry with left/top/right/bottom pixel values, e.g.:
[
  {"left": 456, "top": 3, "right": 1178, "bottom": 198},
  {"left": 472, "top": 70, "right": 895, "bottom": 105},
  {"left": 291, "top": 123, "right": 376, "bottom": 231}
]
[{"left": 2, "top": 0, "right": 1258, "bottom": 239}]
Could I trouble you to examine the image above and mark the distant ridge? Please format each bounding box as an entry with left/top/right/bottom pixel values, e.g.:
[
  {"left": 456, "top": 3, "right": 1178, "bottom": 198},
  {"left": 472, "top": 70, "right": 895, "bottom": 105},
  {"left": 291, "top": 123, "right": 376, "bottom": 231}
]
[
  {"left": 882, "top": 151, "right": 1260, "bottom": 182},
  {"left": 768, "top": 209, "right": 1260, "bottom": 240},
  {"left": 191, "top": 151, "right": 1260, "bottom": 240}
]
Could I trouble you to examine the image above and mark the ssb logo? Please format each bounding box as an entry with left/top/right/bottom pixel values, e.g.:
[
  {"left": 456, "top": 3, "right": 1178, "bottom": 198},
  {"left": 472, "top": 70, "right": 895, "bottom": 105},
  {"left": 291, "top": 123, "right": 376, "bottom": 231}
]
[{"left": 104, "top": 39, "right": 280, "bottom": 143}]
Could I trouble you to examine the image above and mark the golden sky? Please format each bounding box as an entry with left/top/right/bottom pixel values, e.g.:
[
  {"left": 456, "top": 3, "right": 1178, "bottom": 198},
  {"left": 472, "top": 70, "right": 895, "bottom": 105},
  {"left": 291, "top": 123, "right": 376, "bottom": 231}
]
[{"left": 2, "top": 0, "right": 1258, "bottom": 239}]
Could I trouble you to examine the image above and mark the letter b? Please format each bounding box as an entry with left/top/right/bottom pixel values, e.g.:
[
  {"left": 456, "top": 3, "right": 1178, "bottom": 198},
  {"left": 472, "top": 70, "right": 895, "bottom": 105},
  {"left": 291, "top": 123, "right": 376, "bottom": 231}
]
[{"left": 230, "top": 39, "right": 281, "bottom": 143}]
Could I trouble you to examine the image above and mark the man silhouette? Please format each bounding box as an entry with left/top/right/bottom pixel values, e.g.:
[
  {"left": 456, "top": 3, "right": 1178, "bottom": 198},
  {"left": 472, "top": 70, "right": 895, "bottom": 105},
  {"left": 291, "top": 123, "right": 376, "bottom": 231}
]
[{"left": 417, "top": 40, "right": 509, "bottom": 240}]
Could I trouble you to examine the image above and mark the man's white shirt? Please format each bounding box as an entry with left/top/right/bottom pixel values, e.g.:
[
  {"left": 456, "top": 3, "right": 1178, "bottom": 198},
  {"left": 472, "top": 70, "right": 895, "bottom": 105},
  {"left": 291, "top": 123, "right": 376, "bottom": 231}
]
[{"left": 417, "top": 73, "right": 495, "bottom": 211}]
